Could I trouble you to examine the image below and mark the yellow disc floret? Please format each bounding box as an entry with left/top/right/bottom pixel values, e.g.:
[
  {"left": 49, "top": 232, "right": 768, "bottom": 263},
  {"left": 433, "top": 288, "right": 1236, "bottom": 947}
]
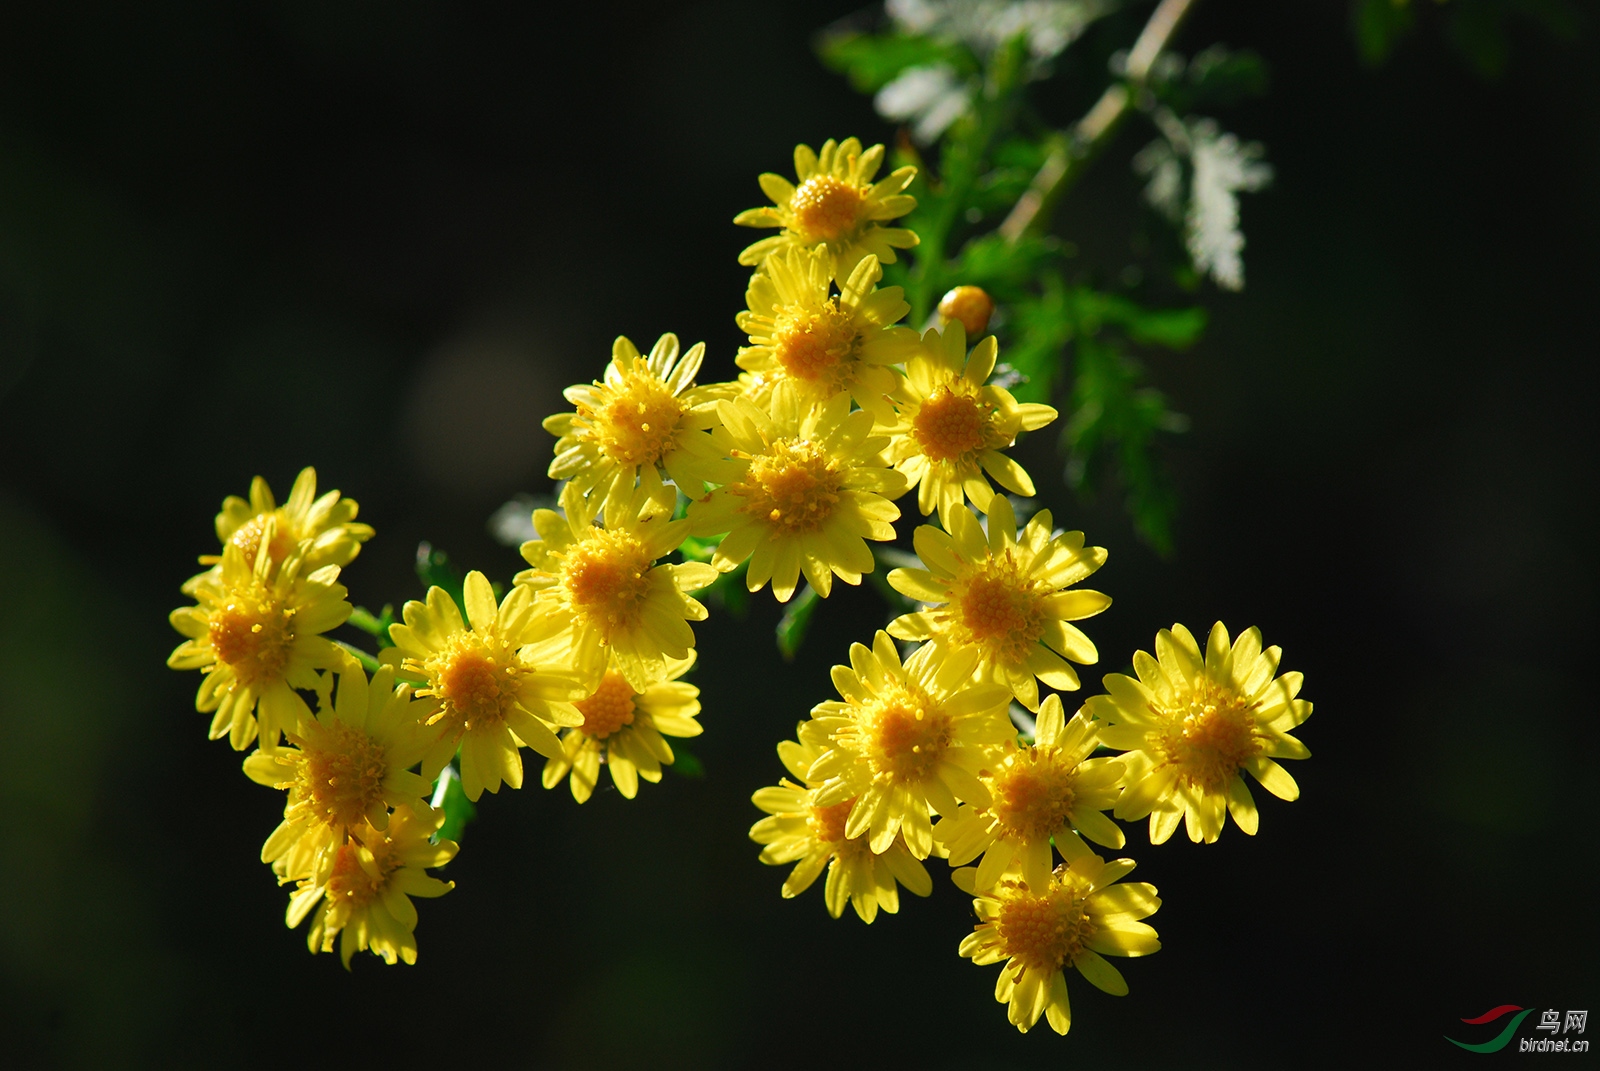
[
  {"left": 911, "top": 385, "right": 993, "bottom": 462},
  {"left": 575, "top": 671, "right": 637, "bottom": 739},
  {"left": 993, "top": 873, "right": 1097, "bottom": 973}
]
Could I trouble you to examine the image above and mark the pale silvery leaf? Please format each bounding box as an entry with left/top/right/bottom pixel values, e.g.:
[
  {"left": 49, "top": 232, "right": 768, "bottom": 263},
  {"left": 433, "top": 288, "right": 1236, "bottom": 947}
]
[
  {"left": 1133, "top": 138, "right": 1184, "bottom": 222},
  {"left": 1185, "top": 119, "right": 1271, "bottom": 291},
  {"left": 885, "top": 0, "right": 1117, "bottom": 62},
  {"left": 875, "top": 63, "right": 972, "bottom": 143}
]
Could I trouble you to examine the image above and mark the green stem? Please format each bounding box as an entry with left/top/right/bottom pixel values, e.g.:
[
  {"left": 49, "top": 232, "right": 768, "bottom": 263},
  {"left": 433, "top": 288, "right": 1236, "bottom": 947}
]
[
  {"left": 998, "top": 0, "right": 1201, "bottom": 244},
  {"left": 333, "top": 640, "right": 382, "bottom": 674}
]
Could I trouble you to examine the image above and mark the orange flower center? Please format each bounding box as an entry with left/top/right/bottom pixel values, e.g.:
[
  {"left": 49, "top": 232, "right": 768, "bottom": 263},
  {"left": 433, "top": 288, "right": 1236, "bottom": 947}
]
[
  {"left": 790, "top": 175, "right": 866, "bottom": 243},
  {"left": 592, "top": 369, "right": 685, "bottom": 467},
  {"left": 804, "top": 797, "right": 852, "bottom": 843},
  {"left": 208, "top": 594, "right": 296, "bottom": 686},
  {"left": 326, "top": 837, "right": 397, "bottom": 914},
  {"left": 954, "top": 559, "right": 1045, "bottom": 663},
  {"left": 771, "top": 303, "right": 858, "bottom": 386},
  {"left": 433, "top": 642, "right": 518, "bottom": 731},
  {"left": 301, "top": 722, "right": 388, "bottom": 831},
  {"left": 912, "top": 386, "right": 992, "bottom": 462},
  {"left": 738, "top": 439, "right": 844, "bottom": 534},
  {"left": 562, "top": 529, "right": 656, "bottom": 637},
  {"left": 862, "top": 688, "right": 952, "bottom": 786},
  {"left": 1154, "top": 680, "right": 1261, "bottom": 793},
  {"left": 575, "top": 672, "right": 637, "bottom": 739},
  {"left": 228, "top": 514, "right": 298, "bottom": 569},
  {"left": 993, "top": 875, "right": 1096, "bottom": 972},
  {"left": 989, "top": 750, "right": 1078, "bottom": 843}
]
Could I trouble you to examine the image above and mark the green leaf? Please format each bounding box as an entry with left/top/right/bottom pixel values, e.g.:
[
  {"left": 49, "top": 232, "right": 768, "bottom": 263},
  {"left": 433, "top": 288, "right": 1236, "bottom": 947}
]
[
  {"left": 432, "top": 765, "right": 476, "bottom": 844},
  {"left": 818, "top": 32, "right": 973, "bottom": 93},
  {"left": 1003, "top": 273, "right": 1076, "bottom": 403},
  {"left": 669, "top": 745, "right": 705, "bottom": 779},
  {"left": 950, "top": 231, "right": 1065, "bottom": 295},
  {"left": 1352, "top": 0, "right": 1416, "bottom": 65},
  {"left": 1154, "top": 46, "right": 1270, "bottom": 112},
  {"left": 1072, "top": 290, "right": 1207, "bottom": 350},
  {"left": 1061, "top": 336, "right": 1185, "bottom": 555},
  {"left": 414, "top": 542, "right": 466, "bottom": 610},
  {"left": 775, "top": 583, "right": 821, "bottom": 661}
]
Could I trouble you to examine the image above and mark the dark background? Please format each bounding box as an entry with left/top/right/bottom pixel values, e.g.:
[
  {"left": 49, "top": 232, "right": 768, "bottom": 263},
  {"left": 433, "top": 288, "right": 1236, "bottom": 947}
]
[{"left": 1, "top": 1, "right": 1595, "bottom": 1067}]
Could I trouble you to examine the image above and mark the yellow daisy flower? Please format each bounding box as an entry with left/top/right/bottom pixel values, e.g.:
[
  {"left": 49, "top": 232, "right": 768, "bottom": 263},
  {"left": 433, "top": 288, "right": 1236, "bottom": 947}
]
[
  {"left": 515, "top": 483, "right": 718, "bottom": 690},
  {"left": 386, "top": 570, "right": 589, "bottom": 801},
  {"left": 1086, "top": 622, "right": 1313, "bottom": 845},
  {"left": 933, "top": 694, "right": 1125, "bottom": 892},
  {"left": 541, "top": 651, "right": 703, "bottom": 803},
  {"left": 244, "top": 662, "right": 439, "bottom": 884},
  {"left": 886, "top": 498, "right": 1109, "bottom": 711},
  {"left": 544, "top": 333, "right": 737, "bottom": 509},
  {"left": 202, "top": 466, "right": 373, "bottom": 576},
  {"left": 287, "top": 804, "right": 456, "bottom": 968},
  {"left": 885, "top": 323, "right": 1057, "bottom": 529},
  {"left": 734, "top": 137, "right": 919, "bottom": 278},
  {"left": 801, "top": 632, "right": 1014, "bottom": 858},
  {"left": 734, "top": 248, "right": 917, "bottom": 421},
  {"left": 687, "top": 383, "right": 908, "bottom": 602},
  {"left": 956, "top": 853, "right": 1161, "bottom": 1035},
  {"left": 750, "top": 728, "right": 933, "bottom": 923},
  {"left": 167, "top": 537, "right": 351, "bottom": 750}
]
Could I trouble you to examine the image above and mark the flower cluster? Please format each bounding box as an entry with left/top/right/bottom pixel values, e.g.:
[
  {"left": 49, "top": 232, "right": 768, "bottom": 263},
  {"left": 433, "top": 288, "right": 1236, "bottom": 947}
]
[
  {"left": 734, "top": 140, "right": 1315, "bottom": 1036},
  {"left": 165, "top": 139, "right": 1316, "bottom": 1030}
]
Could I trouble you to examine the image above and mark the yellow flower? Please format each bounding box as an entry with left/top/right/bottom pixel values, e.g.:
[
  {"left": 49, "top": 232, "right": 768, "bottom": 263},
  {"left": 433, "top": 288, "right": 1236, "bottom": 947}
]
[
  {"left": 1086, "top": 622, "right": 1313, "bottom": 845},
  {"left": 802, "top": 632, "right": 1014, "bottom": 858},
  {"left": 287, "top": 804, "right": 456, "bottom": 968},
  {"left": 734, "top": 137, "right": 919, "bottom": 278},
  {"left": 544, "top": 333, "right": 737, "bottom": 509},
  {"left": 202, "top": 466, "right": 373, "bottom": 576},
  {"left": 956, "top": 853, "right": 1161, "bottom": 1035},
  {"left": 515, "top": 483, "right": 718, "bottom": 690},
  {"left": 386, "top": 570, "right": 590, "bottom": 801},
  {"left": 887, "top": 498, "right": 1109, "bottom": 711},
  {"left": 244, "top": 662, "right": 439, "bottom": 884},
  {"left": 167, "top": 537, "right": 351, "bottom": 750},
  {"left": 541, "top": 652, "right": 703, "bottom": 803},
  {"left": 687, "top": 383, "right": 907, "bottom": 602},
  {"left": 734, "top": 249, "right": 916, "bottom": 420},
  {"left": 750, "top": 728, "right": 932, "bottom": 923},
  {"left": 885, "top": 323, "right": 1057, "bottom": 530},
  {"left": 933, "top": 694, "right": 1125, "bottom": 892}
]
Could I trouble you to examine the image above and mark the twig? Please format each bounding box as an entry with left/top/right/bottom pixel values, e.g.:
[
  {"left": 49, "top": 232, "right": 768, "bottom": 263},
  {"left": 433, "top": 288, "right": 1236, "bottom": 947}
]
[{"left": 999, "top": 0, "right": 1199, "bottom": 244}]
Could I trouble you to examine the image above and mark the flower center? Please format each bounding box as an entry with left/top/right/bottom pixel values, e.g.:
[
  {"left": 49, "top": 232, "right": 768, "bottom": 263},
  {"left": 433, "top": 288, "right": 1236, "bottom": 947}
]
[
  {"left": 955, "top": 561, "right": 1045, "bottom": 662},
  {"left": 994, "top": 875, "right": 1096, "bottom": 972},
  {"left": 575, "top": 671, "right": 637, "bottom": 739},
  {"left": 771, "top": 302, "right": 858, "bottom": 386},
  {"left": 432, "top": 641, "right": 518, "bottom": 731},
  {"left": 326, "top": 838, "right": 397, "bottom": 915},
  {"left": 562, "top": 529, "right": 656, "bottom": 637},
  {"left": 592, "top": 371, "right": 684, "bottom": 467},
  {"left": 301, "top": 722, "right": 388, "bottom": 831},
  {"left": 912, "top": 386, "right": 992, "bottom": 463},
  {"left": 1154, "top": 681, "right": 1261, "bottom": 793},
  {"left": 738, "top": 440, "right": 844, "bottom": 534},
  {"left": 989, "top": 751, "right": 1077, "bottom": 842},
  {"left": 228, "top": 514, "right": 298, "bottom": 569},
  {"left": 208, "top": 594, "right": 296, "bottom": 686},
  {"left": 806, "top": 797, "right": 855, "bottom": 844},
  {"left": 862, "top": 688, "right": 952, "bottom": 785},
  {"left": 790, "top": 175, "right": 866, "bottom": 243}
]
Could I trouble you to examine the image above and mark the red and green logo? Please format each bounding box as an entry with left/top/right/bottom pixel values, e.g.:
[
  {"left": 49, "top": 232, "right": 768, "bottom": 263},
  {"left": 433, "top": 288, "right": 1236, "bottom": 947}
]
[{"left": 1446, "top": 1005, "right": 1535, "bottom": 1052}]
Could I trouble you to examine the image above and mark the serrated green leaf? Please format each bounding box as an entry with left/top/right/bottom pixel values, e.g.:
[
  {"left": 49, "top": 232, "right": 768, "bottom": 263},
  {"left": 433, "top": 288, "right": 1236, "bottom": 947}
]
[
  {"left": 432, "top": 765, "right": 476, "bottom": 844},
  {"left": 951, "top": 231, "right": 1065, "bottom": 295},
  {"left": 415, "top": 542, "right": 466, "bottom": 609},
  {"left": 775, "top": 583, "right": 821, "bottom": 661},
  {"left": 817, "top": 32, "right": 973, "bottom": 93}
]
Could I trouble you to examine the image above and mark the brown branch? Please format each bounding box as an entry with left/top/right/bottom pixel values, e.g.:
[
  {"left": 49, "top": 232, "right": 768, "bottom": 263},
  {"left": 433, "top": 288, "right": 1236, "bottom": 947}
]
[{"left": 998, "top": 0, "right": 1199, "bottom": 244}]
